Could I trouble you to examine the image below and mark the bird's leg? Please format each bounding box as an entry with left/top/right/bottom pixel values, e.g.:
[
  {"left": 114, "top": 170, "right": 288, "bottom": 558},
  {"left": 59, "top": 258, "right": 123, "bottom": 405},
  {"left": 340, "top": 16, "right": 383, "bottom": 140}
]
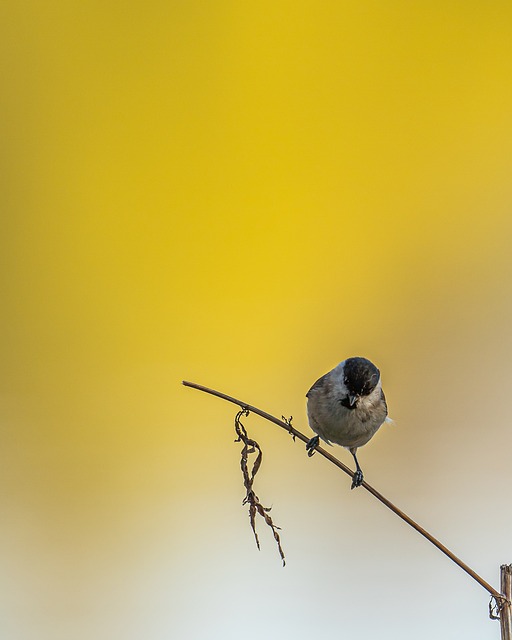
[
  {"left": 306, "top": 435, "right": 320, "bottom": 457},
  {"left": 350, "top": 450, "right": 364, "bottom": 489}
]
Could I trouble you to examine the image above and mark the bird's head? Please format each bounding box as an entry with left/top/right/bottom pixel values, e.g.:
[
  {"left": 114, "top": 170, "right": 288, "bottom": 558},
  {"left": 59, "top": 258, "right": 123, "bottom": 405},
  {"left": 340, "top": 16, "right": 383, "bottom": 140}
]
[{"left": 341, "top": 357, "right": 380, "bottom": 409}]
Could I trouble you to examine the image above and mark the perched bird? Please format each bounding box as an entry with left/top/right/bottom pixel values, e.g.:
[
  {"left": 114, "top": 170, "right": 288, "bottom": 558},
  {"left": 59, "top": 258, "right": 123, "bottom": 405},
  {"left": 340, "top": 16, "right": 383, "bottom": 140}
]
[{"left": 306, "top": 356, "right": 389, "bottom": 489}]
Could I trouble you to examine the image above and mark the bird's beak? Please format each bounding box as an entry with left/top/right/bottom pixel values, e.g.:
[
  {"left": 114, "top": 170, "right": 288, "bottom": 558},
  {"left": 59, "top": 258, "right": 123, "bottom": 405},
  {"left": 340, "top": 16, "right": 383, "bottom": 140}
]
[{"left": 348, "top": 394, "right": 358, "bottom": 407}]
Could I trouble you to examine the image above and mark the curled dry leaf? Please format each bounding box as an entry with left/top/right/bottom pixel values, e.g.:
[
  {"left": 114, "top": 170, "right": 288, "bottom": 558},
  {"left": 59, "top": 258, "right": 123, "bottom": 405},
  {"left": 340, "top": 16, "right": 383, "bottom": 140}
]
[{"left": 234, "top": 408, "right": 286, "bottom": 566}]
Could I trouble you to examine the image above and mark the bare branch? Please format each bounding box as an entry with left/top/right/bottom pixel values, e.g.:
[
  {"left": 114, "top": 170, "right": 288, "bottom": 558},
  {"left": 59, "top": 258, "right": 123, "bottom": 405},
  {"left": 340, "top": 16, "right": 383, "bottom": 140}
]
[{"left": 182, "top": 380, "right": 503, "bottom": 602}]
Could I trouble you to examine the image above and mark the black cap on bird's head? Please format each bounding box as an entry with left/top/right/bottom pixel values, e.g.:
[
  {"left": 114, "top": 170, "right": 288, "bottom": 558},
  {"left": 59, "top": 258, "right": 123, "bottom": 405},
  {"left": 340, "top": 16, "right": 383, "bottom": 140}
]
[{"left": 343, "top": 357, "right": 380, "bottom": 406}]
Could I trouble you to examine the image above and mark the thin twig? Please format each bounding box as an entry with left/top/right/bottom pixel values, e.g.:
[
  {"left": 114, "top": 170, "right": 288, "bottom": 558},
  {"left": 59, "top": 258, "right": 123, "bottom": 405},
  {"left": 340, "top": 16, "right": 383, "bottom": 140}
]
[{"left": 182, "top": 380, "right": 503, "bottom": 602}]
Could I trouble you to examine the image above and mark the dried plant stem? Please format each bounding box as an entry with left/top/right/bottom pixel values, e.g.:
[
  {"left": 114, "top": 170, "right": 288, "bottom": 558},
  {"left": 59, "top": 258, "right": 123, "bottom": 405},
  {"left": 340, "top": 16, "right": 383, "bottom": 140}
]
[
  {"left": 234, "top": 407, "right": 286, "bottom": 565},
  {"left": 182, "top": 380, "right": 504, "bottom": 605}
]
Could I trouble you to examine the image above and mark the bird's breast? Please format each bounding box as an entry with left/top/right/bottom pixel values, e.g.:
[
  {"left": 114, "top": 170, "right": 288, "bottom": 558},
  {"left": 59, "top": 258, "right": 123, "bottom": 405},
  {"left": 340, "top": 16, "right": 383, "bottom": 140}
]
[{"left": 307, "top": 387, "right": 386, "bottom": 448}]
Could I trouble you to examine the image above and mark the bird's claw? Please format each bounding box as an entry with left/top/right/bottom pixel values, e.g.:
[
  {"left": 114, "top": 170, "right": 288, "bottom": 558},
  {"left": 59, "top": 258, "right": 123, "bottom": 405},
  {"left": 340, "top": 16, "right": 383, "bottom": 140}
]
[
  {"left": 306, "top": 435, "right": 319, "bottom": 457},
  {"left": 351, "top": 470, "right": 364, "bottom": 489}
]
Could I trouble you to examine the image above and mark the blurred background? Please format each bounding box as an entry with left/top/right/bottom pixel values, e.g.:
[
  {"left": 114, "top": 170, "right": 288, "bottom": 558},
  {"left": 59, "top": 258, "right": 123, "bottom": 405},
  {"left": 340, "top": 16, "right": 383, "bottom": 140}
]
[{"left": 1, "top": 2, "right": 512, "bottom": 639}]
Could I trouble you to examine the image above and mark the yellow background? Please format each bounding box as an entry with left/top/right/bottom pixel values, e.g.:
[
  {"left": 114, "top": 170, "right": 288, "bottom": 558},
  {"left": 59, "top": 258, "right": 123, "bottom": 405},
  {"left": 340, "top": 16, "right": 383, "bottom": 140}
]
[{"left": 1, "top": 2, "right": 512, "bottom": 639}]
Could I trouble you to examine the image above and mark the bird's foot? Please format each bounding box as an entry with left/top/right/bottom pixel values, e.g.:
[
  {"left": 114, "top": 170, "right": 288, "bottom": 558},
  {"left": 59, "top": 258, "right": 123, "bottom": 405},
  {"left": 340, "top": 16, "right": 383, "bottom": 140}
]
[
  {"left": 351, "top": 470, "right": 364, "bottom": 490},
  {"left": 306, "top": 435, "right": 320, "bottom": 457}
]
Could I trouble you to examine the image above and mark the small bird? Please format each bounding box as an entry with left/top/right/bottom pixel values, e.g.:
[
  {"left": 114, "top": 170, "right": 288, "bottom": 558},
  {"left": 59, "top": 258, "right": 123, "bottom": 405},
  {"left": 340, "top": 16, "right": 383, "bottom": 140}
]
[{"left": 306, "top": 356, "right": 389, "bottom": 489}]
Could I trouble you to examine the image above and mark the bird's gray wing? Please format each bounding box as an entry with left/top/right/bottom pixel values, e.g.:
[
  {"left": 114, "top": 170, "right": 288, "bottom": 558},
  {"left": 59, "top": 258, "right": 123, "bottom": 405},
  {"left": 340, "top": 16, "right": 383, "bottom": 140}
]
[
  {"left": 380, "top": 387, "right": 388, "bottom": 416},
  {"left": 306, "top": 373, "right": 331, "bottom": 397}
]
